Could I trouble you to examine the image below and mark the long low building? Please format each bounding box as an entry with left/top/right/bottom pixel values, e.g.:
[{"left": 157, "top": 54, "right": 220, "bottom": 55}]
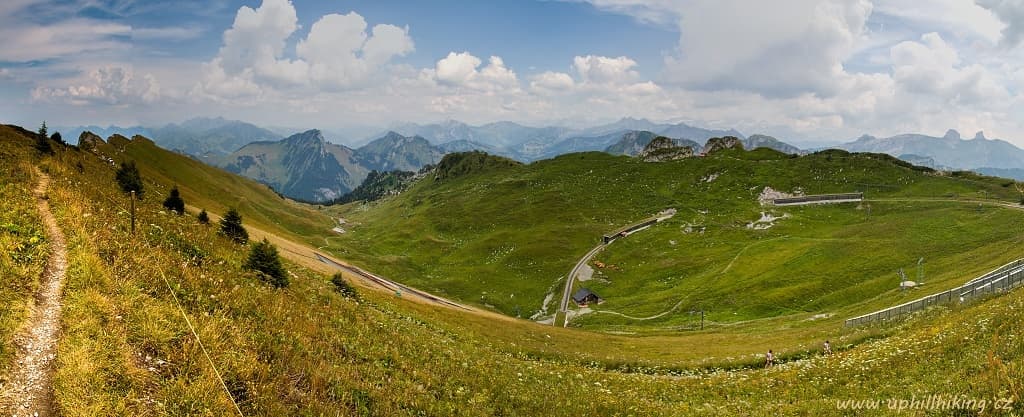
[{"left": 772, "top": 192, "right": 864, "bottom": 206}]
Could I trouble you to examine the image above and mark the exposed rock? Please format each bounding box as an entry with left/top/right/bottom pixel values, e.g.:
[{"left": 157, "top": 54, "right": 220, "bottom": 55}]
[
  {"left": 757, "top": 186, "right": 801, "bottom": 205},
  {"left": 702, "top": 136, "right": 744, "bottom": 154},
  {"left": 638, "top": 136, "right": 694, "bottom": 162},
  {"left": 77, "top": 131, "right": 105, "bottom": 149}
]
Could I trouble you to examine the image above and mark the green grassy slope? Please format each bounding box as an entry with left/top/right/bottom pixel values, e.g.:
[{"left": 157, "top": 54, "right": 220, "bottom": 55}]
[
  {"left": 326, "top": 149, "right": 1021, "bottom": 320},
  {"left": 88, "top": 134, "right": 335, "bottom": 242},
  {"left": 578, "top": 201, "right": 1024, "bottom": 329},
  {"left": 1, "top": 124, "right": 1020, "bottom": 415}
]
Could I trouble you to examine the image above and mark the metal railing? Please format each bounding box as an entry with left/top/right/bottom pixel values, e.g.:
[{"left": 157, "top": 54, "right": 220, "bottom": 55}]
[{"left": 845, "top": 258, "right": 1024, "bottom": 326}]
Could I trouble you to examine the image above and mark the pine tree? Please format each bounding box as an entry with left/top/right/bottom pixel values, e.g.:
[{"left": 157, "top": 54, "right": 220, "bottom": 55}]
[
  {"left": 219, "top": 208, "right": 248, "bottom": 244},
  {"left": 162, "top": 186, "right": 185, "bottom": 214},
  {"left": 115, "top": 161, "right": 144, "bottom": 197},
  {"left": 51, "top": 132, "right": 64, "bottom": 146},
  {"left": 197, "top": 209, "right": 210, "bottom": 224},
  {"left": 35, "top": 121, "right": 52, "bottom": 155},
  {"left": 331, "top": 273, "right": 358, "bottom": 299},
  {"left": 245, "top": 238, "right": 287, "bottom": 287}
]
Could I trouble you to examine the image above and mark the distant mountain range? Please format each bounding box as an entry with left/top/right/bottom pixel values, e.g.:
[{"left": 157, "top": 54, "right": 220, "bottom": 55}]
[
  {"left": 838, "top": 129, "right": 1024, "bottom": 171},
  {"left": 59, "top": 117, "right": 279, "bottom": 157},
  {"left": 385, "top": 117, "right": 748, "bottom": 161},
  {"left": 210, "top": 130, "right": 444, "bottom": 202},
  {"left": 149, "top": 117, "right": 280, "bottom": 157},
  {"left": 60, "top": 116, "right": 1024, "bottom": 200}
]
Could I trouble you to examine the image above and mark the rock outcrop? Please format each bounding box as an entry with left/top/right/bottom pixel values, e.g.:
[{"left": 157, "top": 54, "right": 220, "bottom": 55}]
[
  {"left": 702, "top": 136, "right": 744, "bottom": 155},
  {"left": 638, "top": 136, "right": 694, "bottom": 162},
  {"left": 77, "top": 131, "right": 105, "bottom": 150}
]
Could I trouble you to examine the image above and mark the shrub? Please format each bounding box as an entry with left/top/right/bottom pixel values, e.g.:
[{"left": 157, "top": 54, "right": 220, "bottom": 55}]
[
  {"left": 197, "top": 209, "right": 210, "bottom": 224},
  {"left": 162, "top": 186, "right": 185, "bottom": 214},
  {"left": 218, "top": 208, "right": 248, "bottom": 244},
  {"left": 245, "top": 238, "right": 287, "bottom": 288},
  {"left": 51, "top": 132, "right": 64, "bottom": 146},
  {"left": 115, "top": 161, "right": 144, "bottom": 197},
  {"left": 331, "top": 273, "right": 359, "bottom": 299}
]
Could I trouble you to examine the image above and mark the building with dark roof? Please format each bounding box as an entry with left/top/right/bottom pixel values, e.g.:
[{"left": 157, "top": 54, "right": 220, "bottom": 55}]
[{"left": 572, "top": 288, "right": 601, "bottom": 306}]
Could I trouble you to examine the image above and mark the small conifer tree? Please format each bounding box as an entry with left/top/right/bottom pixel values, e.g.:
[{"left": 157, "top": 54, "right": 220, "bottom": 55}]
[
  {"left": 51, "top": 132, "right": 64, "bottom": 146},
  {"left": 197, "top": 209, "right": 210, "bottom": 224},
  {"left": 331, "top": 273, "right": 358, "bottom": 299},
  {"left": 35, "top": 121, "right": 53, "bottom": 155},
  {"left": 162, "top": 186, "right": 185, "bottom": 214},
  {"left": 115, "top": 161, "right": 144, "bottom": 197},
  {"left": 219, "top": 208, "right": 248, "bottom": 244},
  {"left": 245, "top": 238, "right": 287, "bottom": 287}
]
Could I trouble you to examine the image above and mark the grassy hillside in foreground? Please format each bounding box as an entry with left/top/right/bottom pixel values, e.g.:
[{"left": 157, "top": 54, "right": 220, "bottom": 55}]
[
  {"left": 0, "top": 126, "right": 48, "bottom": 376},
  {"left": 0, "top": 123, "right": 1021, "bottom": 415},
  {"left": 325, "top": 148, "right": 1021, "bottom": 320}
]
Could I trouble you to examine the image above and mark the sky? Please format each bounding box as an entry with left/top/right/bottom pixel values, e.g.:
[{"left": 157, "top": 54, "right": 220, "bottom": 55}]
[{"left": 2, "top": 0, "right": 1024, "bottom": 145}]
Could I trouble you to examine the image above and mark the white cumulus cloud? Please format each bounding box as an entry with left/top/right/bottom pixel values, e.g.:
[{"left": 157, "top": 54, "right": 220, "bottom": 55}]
[
  {"left": 573, "top": 55, "right": 640, "bottom": 84},
  {"left": 976, "top": 0, "right": 1024, "bottom": 47},
  {"left": 198, "top": 0, "right": 414, "bottom": 98},
  {"left": 32, "top": 66, "right": 160, "bottom": 106},
  {"left": 430, "top": 52, "right": 519, "bottom": 91},
  {"left": 530, "top": 71, "right": 576, "bottom": 93}
]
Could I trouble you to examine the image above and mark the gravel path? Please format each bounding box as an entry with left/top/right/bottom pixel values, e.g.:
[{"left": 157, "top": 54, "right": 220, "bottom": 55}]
[{"left": 0, "top": 171, "right": 67, "bottom": 417}]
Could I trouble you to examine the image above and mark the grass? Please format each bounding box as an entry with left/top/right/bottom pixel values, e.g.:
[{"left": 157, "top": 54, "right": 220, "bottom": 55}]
[
  {"left": 0, "top": 126, "right": 47, "bottom": 376},
  {"left": 325, "top": 149, "right": 1021, "bottom": 322},
  {"left": 90, "top": 135, "right": 335, "bottom": 243},
  {"left": 1, "top": 125, "right": 1023, "bottom": 415},
  {"left": 575, "top": 201, "right": 1024, "bottom": 330}
]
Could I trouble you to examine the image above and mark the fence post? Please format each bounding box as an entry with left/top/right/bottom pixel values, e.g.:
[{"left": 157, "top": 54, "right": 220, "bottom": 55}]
[{"left": 130, "top": 190, "right": 136, "bottom": 235}]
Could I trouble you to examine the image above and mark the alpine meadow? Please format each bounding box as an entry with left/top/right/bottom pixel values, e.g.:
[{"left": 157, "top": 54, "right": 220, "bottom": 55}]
[{"left": 4, "top": 1, "right": 1024, "bottom": 416}]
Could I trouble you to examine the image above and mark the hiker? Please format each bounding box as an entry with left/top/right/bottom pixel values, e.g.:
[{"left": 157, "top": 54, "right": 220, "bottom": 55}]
[
  {"left": 765, "top": 350, "right": 775, "bottom": 368},
  {"left": 823, "top": 340, "right": 832, "bottom": 355}
]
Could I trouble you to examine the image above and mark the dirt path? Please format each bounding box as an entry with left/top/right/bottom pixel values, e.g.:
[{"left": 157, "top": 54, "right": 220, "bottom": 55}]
[
  {"left": 0, "top": 170, "right": 67, "bottom": 417},
  {"left": 590, "top": 299, "right": 687, "bottom": 321}
]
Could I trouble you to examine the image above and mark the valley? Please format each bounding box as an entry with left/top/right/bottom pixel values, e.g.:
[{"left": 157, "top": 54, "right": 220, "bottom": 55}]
[
  {"left": 8, "top": 1, "right": 1024, "bottom": 414},
  {"left": 3, "top": 125, "right": 1024, "bottom": 415}
]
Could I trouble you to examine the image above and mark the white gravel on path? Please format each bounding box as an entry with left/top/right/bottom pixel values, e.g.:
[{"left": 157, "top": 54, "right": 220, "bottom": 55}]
[{"left": 0, "top": 171, "right": 67, "bottom": 417}]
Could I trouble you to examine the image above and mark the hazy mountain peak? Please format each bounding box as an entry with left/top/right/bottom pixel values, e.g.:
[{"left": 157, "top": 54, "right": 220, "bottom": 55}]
[
  {"left": 382, "top": 131, "right": 407, "bottom": 140},
  {"left": 284, "top": 129, "right": 326, "bottom": 145},
  {"left": 943, "top": 129, "right": 961, "bottom": 140},
  {"left": 840, "top": 129, "right": 1024, "bottom": 170}
]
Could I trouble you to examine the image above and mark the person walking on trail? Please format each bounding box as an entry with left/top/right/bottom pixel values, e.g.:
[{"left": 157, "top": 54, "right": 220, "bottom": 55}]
[
  {"left": 823, "top": 340, "right": 832, "bottom": 355},
  {"left": 765, "top": 350, "right": 775, "bottom": 368}
]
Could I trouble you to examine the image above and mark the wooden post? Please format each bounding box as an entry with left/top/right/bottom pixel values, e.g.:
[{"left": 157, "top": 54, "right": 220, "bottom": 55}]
[
  {"left": 700, "top": 310, "right": 704, "bottom": 330},
  {"left": 130, "top": 190, "right": 136, "bottom": 234}
]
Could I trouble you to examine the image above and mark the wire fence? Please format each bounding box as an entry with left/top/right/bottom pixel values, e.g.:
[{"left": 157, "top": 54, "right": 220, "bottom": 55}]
[{"left": 845, "top": 258, "right": 1024, "bottom": 327}]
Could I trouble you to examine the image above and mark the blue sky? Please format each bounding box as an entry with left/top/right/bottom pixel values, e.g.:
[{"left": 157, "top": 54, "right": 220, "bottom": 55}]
[{"left": 2, "top": 0, "right": 1024, "bottom": 144}]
